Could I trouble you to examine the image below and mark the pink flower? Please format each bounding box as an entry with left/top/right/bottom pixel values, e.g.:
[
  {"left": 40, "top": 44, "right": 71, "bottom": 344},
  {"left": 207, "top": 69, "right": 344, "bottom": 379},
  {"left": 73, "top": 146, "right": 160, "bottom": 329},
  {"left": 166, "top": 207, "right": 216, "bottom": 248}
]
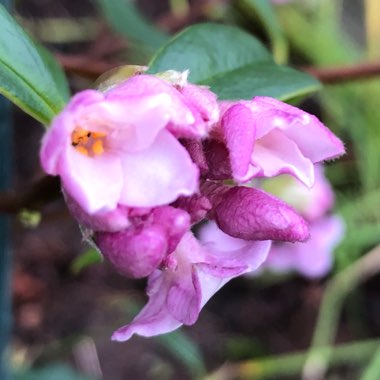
[
  {"left": 262, "top": 167, "right": 345, "bottom": 278},
  {"left": 264, "top": 216, "right": 344, "bottom": 278},
  {"left": 111, "top": 230, "right": 271, "bottom": 341},
  {"left": 209, "top": 97, "right": 344, "bottom": 187},
  {"left": 40, "top": 74, "right": 219, "bottom": 218}
]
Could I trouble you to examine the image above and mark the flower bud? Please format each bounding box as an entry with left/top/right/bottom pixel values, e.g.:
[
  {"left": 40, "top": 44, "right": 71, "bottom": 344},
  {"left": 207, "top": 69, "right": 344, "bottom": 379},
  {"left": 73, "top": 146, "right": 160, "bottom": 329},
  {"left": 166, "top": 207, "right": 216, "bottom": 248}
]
[{"left": 95, "top": 226, "right": 168, "bottom": 278}]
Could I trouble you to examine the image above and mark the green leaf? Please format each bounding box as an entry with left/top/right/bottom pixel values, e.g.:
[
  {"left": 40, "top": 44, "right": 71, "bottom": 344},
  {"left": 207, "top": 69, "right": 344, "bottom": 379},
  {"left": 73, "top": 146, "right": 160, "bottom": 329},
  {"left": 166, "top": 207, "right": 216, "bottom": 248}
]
[
  {"left": 37, "top": 45, "right": 70, "bottom": 101},
  {"left": 156, "top": 331, "right": 206, "bottom": 377},
  {"left": 233, "top": 0, "right": 288, "bottom": 64},
  {"left": 70, "top": 248, "right": 102, "bottom": 275},
  {"left": 95, "top": 0, "right": 168, "bottom": 60},
  {"left": 149, "top": 23, "right": 320, "bottom": 101},
  {"left": 0, "top": 5, "right": 68, "bottom": 124},
  {"left": 206, "top": 62, "right": 320, "bottom": 101}
]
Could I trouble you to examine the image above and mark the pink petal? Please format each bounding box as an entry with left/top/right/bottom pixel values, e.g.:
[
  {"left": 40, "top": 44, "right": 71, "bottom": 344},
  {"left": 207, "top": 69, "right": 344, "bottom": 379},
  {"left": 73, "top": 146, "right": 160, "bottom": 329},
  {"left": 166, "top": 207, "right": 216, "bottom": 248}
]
[
  {"left": 267, "top": 215, "right": 345, "bottom": 278},
  {"left": 253, "top": 129, "right": 315, "bottom": 187},
  {"left": 119, "top": 130, "right": 199, "bottom": 207},
  {"left": 251, "top": 97, "right": 345, "bottom": 161},
  {"left": 107, "top": 75, "right": 203, "bottom": 138},
  {"left": 221, "top": 103, "right": 256, "bottom": 182},
  {"left": 112, "top": 272, "right": 183, "bottom": 341},
  {"left": 40, "top": 90, "right": 105, "bottom": 175},
  {"left": 60, "top": 149, "right": 123, "bottom": 214}
]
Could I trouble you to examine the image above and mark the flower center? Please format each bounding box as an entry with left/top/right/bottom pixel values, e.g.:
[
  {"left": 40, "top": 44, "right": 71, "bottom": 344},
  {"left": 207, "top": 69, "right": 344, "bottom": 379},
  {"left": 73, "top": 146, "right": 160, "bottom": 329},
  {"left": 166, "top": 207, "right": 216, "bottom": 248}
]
[{"left": 71, "top": 128, "right": 106, "bottom": 156}]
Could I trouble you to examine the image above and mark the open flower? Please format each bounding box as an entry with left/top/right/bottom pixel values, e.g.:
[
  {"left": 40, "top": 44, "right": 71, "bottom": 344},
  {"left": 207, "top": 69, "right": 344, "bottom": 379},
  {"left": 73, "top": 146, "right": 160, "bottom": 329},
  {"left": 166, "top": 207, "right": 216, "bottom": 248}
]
[
  {"left": 206, "top": 97, "right": 344, "bottom": 187},
  {"left": 40, "top": 74, "right": 219, "bottom": 218},
  {"left": 112, "top": 230, "right": 271, "bottom": 341}
]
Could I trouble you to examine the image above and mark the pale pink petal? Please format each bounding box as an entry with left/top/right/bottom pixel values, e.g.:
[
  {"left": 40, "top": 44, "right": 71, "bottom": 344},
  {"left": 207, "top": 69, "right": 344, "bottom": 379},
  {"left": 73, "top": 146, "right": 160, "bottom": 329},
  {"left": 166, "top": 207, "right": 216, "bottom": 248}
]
[
  {"left": 119, "top": 130, "right": 199, "bottom": 207},
  {"left": 112, "top": 272, "right": 183, "bottom": 341},
  {"left": 60, "top": 149, "right": 123, "bottom": 213},
  {"left": 107, "top": 75, "right": 203, "bottom": 137},
  {"left": 252, "top": 129, "right": 315, "bottom": 187},
  {"left": 251, "top": 97, "right": 345, "bottom": 161},
  {"left": 267, "top": 215, "right": 345, "bottom": 278},
  {"left": 180, "top": 84, "right": 219, "bottom": 130}
]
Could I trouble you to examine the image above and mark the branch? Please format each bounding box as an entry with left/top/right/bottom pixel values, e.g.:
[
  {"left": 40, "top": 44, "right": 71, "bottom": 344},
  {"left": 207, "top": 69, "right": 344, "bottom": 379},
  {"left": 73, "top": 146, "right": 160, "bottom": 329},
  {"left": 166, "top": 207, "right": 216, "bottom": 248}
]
[{"left": 302, "top": 61, "right": 380, "bottom": 84}]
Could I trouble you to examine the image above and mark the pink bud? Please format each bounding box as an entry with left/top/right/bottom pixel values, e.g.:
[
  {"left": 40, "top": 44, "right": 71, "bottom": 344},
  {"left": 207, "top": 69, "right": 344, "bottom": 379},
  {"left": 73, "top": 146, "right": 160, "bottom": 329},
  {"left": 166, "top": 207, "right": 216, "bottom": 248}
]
[
  {"left": 95, "top": 226, "right": 168, "bottom": 278},
  {"left": 203, "top": 184, "right": 309, "bottom": 242}
]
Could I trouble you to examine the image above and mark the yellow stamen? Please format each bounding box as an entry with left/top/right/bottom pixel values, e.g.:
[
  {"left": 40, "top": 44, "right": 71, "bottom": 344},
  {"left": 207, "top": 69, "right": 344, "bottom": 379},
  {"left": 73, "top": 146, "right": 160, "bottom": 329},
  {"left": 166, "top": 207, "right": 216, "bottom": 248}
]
[
  {"left": 92, "top": 139, "right": 104, "bottom": 156},
  {"left": 71, "top": 128, "right": 90, "bottom": 145},
  {"left": 91, "top": 132, "right": 107, "bottom": 139},
  {"left": 76, "top": 146, "right": 89, "bottom": 156}
]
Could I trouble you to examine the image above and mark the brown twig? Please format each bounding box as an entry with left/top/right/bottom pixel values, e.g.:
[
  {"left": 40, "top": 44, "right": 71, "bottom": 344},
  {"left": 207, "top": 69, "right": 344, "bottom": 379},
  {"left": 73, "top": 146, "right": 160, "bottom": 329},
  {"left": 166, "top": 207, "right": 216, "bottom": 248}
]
[{"left": 302, "top": 61, "right": 380, "bottom": 84}]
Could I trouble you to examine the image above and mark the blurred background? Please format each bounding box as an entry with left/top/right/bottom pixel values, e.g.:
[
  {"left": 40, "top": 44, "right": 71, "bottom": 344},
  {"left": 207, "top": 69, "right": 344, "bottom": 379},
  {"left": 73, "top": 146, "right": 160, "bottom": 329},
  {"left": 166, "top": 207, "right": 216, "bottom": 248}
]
[{"left": 3, "top": 0, "right": 380, "bottom": 379}]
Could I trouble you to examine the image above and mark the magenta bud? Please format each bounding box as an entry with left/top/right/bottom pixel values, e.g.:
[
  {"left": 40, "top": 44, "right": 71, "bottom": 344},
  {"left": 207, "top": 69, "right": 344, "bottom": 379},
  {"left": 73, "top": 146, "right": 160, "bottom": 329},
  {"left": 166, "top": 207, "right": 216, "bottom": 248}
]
[
  {"left": 95, "top": 226, "right": 168, "bottom": 278},
  {"left": 212, "top": 186, "right": 310, "bottom": 242}
]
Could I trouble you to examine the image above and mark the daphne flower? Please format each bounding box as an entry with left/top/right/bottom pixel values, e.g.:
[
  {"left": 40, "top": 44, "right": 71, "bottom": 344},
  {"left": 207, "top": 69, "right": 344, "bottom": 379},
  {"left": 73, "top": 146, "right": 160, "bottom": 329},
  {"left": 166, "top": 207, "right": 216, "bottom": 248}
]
[
  {"left": 262, "top": 166, "right": 345, "bottom": 278},
  {"left": 40, "top": 74, "right": 219, "bottom": 218},
  {"left": 112, "top": 230, "right": 271, "bottom": 341},
  {"left": 265, "top": 215, "right": 344, "bottom": 278},
  {"left": 207, "top": 97, "right": 344, "bottom": 187}
]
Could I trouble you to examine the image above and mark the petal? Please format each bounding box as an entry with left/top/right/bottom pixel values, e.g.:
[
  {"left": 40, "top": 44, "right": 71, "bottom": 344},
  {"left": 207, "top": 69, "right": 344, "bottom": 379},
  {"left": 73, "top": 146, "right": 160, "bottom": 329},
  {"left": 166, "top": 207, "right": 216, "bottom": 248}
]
[
  {"left": 180, "top": 84, "right": 219, "bottom": 130},
  {"left": 253, "top": 129, "right": 315, "bottom": 187},
  {"left": 112, "top": 272, "right": 183, "bottom": 341},
  {"left": 221, "top": 103, "right": 256, "bottom": 182},
  {"left": 64, "top": 191, "right": 130, "bottom": 232},
  {"left": 250, "top": 97, "right": 345, "bottom": 161},
  {"left": 40, "top": 90, "right": 105, "bottom": 175},
  {"left": 295, "top": 215, "right": 345, "bottom": 278},
  {"left": 61, "top": 149, "right": 123, "bottom": 214},
  {"left": 120, "top": 130, "right": 199, "bottom": 207},
  {"left": 107, "top": 75, "right": 199, "bottom": 136},
  {"left": 266, "top": 215, "right": 345, "bottom": 278}
]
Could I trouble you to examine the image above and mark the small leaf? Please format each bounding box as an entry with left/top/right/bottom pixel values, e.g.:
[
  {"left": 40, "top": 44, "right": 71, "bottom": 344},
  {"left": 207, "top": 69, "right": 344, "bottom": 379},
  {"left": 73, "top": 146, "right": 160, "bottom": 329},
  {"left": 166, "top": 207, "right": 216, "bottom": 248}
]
[
  {"left": 0, "top": 5, "right": 68, "bottom": 124},
  {"left": 149, "top": 23, "right": 320, "bottom": 101},
  {"left": 70, "top": 248, "right": 102, "bottom": 275},
  {"left": 96, "top": 0, "right": 168, "bottom": 60}
]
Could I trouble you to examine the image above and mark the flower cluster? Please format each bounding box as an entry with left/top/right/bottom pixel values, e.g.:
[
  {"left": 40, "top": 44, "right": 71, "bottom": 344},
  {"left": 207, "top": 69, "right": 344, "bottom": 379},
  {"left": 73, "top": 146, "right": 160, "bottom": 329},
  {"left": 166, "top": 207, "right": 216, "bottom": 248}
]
[{"left": 40, "top": 70, "right": 344, "bottom": 340}]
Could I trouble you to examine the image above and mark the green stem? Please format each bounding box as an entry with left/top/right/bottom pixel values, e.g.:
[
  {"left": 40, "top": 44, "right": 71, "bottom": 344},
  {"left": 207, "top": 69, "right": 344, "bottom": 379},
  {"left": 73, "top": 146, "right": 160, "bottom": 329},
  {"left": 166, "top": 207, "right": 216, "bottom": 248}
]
[
  {"left": 205, "top": 339, "right": 380, "bottom": 380},
  {"left": 303, "top": 245, "right": 380, "bottom": 379}
]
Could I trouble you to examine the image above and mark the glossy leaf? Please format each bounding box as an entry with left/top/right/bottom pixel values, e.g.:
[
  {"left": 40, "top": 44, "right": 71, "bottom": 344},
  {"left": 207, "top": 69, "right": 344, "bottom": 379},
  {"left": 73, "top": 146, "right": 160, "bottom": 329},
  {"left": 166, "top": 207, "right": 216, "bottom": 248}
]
[
  {"left": 149, "top": 23, "right": 320, "bottom": 101},
  {"left": 0, "top": 5, "right": 68, "bottom": 124}
]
